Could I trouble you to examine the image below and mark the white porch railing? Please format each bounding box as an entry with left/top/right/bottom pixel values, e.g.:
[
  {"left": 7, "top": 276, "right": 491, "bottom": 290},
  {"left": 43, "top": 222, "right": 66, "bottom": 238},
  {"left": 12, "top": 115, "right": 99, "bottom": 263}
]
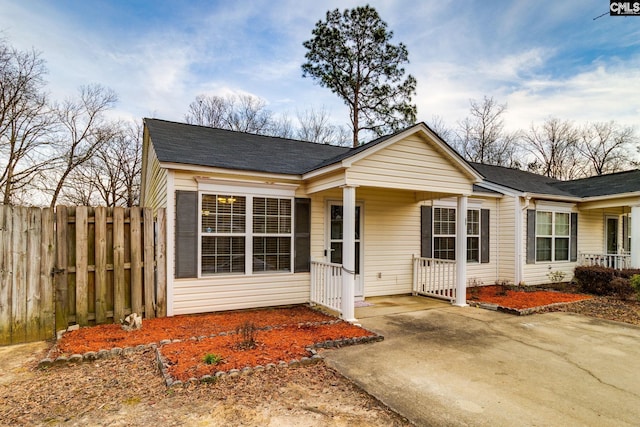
[
  {"left": 412, "top": 256, "right": 457, "bottom": 301},
  {"left": 579, "top": 252, "right": 631, "bottom": 270},
  {"left": 310, "top": 261, "right": 343, "bottom": 314}
]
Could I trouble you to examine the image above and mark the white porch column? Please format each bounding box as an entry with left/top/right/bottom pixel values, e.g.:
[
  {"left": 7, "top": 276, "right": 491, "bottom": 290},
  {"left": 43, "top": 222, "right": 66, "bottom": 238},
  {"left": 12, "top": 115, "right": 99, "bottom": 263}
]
[
  {"left": 341, "top": 185, "right": 357, "bottom": 322},
  {"left": 454, "top": 195, "right": 468, "bottom": 307},
  {"left": 631, "top": 205, "right": 640, "bottom": 268}
]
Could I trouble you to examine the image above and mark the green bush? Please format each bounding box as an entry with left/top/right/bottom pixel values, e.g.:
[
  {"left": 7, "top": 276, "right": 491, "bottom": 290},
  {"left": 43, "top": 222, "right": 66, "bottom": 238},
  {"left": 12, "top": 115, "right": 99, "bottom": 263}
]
[
  {"left": 631, "top": 275, "right": 640, "bottom": 299},
  {"left": 203, "top": 353, "right": 223, "bottom": 365},
  {"left": 573, "top": 266, "right": 634, "bottom": 298}
]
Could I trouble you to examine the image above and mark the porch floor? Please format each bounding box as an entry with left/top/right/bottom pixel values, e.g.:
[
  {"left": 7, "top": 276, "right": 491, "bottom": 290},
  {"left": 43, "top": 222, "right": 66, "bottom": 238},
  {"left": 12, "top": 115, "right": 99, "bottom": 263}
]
[{"left": 355, "top": 295, "right": 450, "bottom": 319}]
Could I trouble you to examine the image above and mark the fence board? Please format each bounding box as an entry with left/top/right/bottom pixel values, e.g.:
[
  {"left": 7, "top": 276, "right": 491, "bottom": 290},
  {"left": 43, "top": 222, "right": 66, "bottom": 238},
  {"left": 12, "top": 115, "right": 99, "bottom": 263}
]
[
  {"left": 11, "top": 207, "right": 27, "bottom": 343},
  {"left": 94, "top": 207, "right": 107, "bottom": 324},
  {"left": 130, "top": 207, "right": 142, "bottom": 316},
  {"left": 55, "top": 206, "right": 69, "bottom": 333},
  {"left": 25, "top": 208, "right": 42, "bottom": 342},
  {"left": 156, "top": 208, "right": 166, "bottom": 317},
  {"left": 0, "top": 205, "right": 167, "bottom": 345},
  {"left": 143, "top": 208, "right": 155, "bottom": 318},
  {"left": 113, "top": 207, "right": 125, "bottom": 322},
  {"left": 75, "top": 207, "right": 89, "bottom": 326},
  {"left": 39, "top": 208, "right": 55, "bottom": 341},
  {"left": 0, "top": 207, "right": 13, "bottom": 345}
]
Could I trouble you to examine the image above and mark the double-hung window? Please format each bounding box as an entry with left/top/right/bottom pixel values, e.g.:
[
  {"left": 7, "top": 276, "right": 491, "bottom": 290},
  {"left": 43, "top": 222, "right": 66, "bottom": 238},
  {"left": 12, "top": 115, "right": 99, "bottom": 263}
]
[
  {"left": 252, "top": 197, "right": 292, "bottom": 272},
  {"left": 433, "top": 207, "right": 482, "bottom": 262},
  {"left": 433, "top": 207, "right": 456, "bottom": 260},
  {"left": 200, "top": 193, "right": 292, "bottom": 275},
  {"left": 535, "top": 211, "right": 570, "bottom": 262},
  {"left": 466, "top": 209, "right": 480, "bottom": 262}
]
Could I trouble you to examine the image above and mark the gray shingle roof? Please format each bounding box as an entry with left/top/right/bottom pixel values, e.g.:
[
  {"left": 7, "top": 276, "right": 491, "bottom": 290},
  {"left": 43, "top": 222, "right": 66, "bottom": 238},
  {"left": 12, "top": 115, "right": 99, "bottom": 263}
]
[
  {"left": 146, "top": 118, "right": 639, "bottom": 200},
  {"left": 469, "top": 162, "right": 576, "bottom": 197},
  {"left": 145, "top": 118, "right": 350, "bottom": 175},
  {"left": 470, "top": 162, "right": 640, "bottom": 198},
  {"left": 551, "top": 169, "right": 640, "bottom": 197}
]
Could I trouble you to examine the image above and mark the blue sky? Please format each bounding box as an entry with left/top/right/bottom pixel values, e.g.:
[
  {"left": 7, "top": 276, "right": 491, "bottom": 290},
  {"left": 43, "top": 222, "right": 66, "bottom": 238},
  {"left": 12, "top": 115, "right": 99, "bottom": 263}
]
[{"left": 1, "top": 0, "right": 639, "bottom": 134}]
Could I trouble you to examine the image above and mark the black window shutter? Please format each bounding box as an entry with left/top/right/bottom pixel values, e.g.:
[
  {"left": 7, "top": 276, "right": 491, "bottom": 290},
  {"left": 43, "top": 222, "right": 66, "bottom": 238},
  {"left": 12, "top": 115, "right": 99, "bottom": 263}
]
[
  {"left": 526, "top": 209, "right": 536, "bottom": 264},
  {"left": 421, "top": 206, "right": 432, "bottom": 258},
  {"left": 570, "top": 212, "right": 578, "bottom": 262},
  {"left": 294, "top": 198, "right": 311, "bottom": 273},
  {"left": 481, "top": 208, "right": 490, "bottom": 263},
  {"left": 175, "top": 191, "right": 198, "bottom": 278},
  {"left": 622, "top": 215, "right": 629, "bottom": 252}
]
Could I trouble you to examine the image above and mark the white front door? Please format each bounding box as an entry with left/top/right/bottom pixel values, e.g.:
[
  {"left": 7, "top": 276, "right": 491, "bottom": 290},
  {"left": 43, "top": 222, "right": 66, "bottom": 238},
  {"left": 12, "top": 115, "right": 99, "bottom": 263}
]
[{"left": 327, "top": 203, "right": 363, "bottom": 298}]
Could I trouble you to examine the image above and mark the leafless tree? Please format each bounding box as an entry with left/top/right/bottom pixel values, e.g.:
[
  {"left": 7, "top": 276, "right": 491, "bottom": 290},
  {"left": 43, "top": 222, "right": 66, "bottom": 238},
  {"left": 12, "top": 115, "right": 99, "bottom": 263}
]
[
  {"left": 61, "top": 121, "right": 141, "bottom": 207},
  {"left": 185, "top": 94, "right": 274, "bottom": 134},
  {"left": 426, "top": 115, "right": 453, "bottom": 144},
  {"left": 523, "top": 117, "right": 582, "bottom": 180},
  {"left": 49, "top": 84, "right": 118, "bottom": 208},
  {"left": 454, "top": 96, "right": 521, "bottom": 167},
  {"left": 185, "top": 94, "right": 349, "bottom": 144},
  {"left": 578, "top": 121, "right": 637, "bottom": 176},
  {"left": 0, "top": 41, "right": 55, "bottom": 204},
  {"left": 295, "top": 107, "right": 349, "bottom": 145}
]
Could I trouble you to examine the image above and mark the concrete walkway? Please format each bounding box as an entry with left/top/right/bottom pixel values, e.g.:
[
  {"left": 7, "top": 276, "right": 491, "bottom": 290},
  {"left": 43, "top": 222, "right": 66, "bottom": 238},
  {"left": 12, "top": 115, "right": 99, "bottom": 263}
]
[{"left": 324, "top": 300, "right": 640, "bottom": 427}]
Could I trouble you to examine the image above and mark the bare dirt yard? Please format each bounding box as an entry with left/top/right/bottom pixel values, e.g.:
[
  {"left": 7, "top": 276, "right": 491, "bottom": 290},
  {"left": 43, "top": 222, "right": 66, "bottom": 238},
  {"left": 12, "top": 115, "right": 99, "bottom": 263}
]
[
  {"left": 2, "top": 295, "right": 639, "bottom": 426},
  {"left": 0, "top": 343, "right": 410, "bottom": 426}
]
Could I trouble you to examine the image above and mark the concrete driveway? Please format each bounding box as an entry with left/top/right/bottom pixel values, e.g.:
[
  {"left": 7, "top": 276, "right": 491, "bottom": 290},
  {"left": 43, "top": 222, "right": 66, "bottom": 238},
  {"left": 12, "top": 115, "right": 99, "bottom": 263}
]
[{"left": 323, "top": 299, "right": 640, "bottom": 426}]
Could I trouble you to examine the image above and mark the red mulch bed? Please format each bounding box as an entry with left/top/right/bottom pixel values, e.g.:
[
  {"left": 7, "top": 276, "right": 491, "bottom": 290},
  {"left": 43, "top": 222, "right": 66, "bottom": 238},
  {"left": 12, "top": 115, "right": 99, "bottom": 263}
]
[
  {"left": 55, "top": 306, "right": 336, "bottom": 355},
  {"left": 163, "top": 322, "right": 373, "bottom": 381},
  {"left": 54, "top": 305, "right": 376, "bottom": 382},
  {"left": 467, "top": 285, "right": 592, "bottom": 310}
]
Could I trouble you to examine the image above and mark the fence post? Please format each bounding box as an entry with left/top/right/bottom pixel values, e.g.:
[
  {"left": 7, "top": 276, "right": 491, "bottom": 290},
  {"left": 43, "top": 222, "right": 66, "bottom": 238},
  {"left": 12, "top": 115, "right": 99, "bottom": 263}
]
[
  {"left": 94, "top": 207, "right": 107, "bottom": 324},
  {"left": 55, "top": 206, "right": 69, "bottom": 333},
  {"left": 143, "top": 208, "right": 155, "bottom": 318},
  {"left": 130, "top": 207, "right": 143, "bottom": 316},
  {"left": 75, "top": 207, "right": 89, "bottom": 326},
  {"left": 40, "top": 208, "right": 55, "bottom": 341},
  {"left": 113, "top": 207, "right": 125, "bottom": 322}
]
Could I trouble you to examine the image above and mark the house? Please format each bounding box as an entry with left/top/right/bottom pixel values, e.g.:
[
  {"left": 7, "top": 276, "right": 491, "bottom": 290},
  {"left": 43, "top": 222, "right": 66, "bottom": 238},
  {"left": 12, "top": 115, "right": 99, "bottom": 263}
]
[{"left": 140, "top": 118, "right": 640, "bottom": 320}]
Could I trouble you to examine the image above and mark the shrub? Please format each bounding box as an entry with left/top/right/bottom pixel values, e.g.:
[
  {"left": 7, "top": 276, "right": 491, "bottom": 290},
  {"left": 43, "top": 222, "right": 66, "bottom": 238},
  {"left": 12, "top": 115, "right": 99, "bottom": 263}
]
[
  {"left": 574, "top": 266, "right": 615, "bottom": 295},
  {"left": 618, "top": 269, "right": 640, "bottom": 279},
  {"left": 574, "top": 266, "right": 634, "bottom": 298},
  {"left": 631, "top": 275, "right": 640, "bottom": 300},
  {"left": 235, "top": 321, "right": 258, "bottom": 350},
  {"left": 203, "top": 353, "right": 223, "bottom": 365}
]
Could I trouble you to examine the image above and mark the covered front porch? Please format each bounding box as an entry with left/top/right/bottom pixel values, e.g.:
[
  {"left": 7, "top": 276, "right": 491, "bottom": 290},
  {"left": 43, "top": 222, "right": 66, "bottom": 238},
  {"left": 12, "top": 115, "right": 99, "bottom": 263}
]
[
  {"left": 576, "top": 199, "right": 639, "bottom": 271},
  {"left": 300, "top": 124, "right": 484, "bottom": 321},
  {"left": 310, "top": 256, "right": 463, "bottom": 319}
]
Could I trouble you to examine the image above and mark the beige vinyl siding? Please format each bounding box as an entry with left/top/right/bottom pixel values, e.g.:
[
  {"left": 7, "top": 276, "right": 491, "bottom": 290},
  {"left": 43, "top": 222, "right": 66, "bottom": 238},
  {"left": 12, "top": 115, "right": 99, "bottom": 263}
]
[
  {"left": 360, "top": 188, "right": 419, "bottom": 296},
  {"left": 466, "top": 198, "right": 500, "bottom": 286},
  {"left": 141, "top": 142, "right": 167, "bottom": 211},
  {"left": 347, "top": 135, "right": 474, "bottom": 194},
  {"left": 306, "top": 171, "right": 346, "bottom": 194},
  {"left": 172, "top": 274, "right": 309, "bottom": 315},
  {"left": 578, "top": 207, "right": 626, "bottom": 253},
  {"left": 496, "top": 196, "right": 517, "bottom": 283},
  {"left": 521, "top": 201, "right": 576, "bottom": 286},
  {"left": 578, "top": 209, "right": 606, "bottom": 254}
]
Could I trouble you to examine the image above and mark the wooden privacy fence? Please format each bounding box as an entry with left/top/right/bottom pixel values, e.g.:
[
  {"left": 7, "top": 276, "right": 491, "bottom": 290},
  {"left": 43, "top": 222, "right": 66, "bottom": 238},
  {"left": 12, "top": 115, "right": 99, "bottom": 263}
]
[{"left": 0, "top": 205, "right": 166, "bottom": 346}]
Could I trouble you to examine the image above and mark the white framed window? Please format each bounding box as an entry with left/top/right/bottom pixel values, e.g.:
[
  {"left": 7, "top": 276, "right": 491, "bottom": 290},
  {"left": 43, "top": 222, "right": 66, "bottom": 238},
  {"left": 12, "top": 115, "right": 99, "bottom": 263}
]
[
  {"left": 433, "top": 207, "right": 456, "bottom": 260},
  {"left": 432, "top": 207, "right": 482, "bottom": 262},
  {"left": 199, "top": 193, "right": 293, "bottom": 276},
  {"left": 536, "top": 211, "right": 570, "bottom": 262},
  {"left": 467, "top": 209, "right": 480, "bottom": 263}
]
